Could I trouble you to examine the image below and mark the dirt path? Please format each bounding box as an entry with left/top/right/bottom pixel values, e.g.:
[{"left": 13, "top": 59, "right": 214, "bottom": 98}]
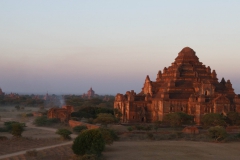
[
  {"left": 0, "top": 121, "right": 77, "bottom": 159},
  {"left": 0, "top": 141, "right": 73, "bottom": 159}
]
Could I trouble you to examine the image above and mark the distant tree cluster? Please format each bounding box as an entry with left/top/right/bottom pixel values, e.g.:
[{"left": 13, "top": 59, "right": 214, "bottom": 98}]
[
  {"left": 33, "top": 116, "right": 60, "bottom": 126},
  {"left": 0, "top": 94, "right": 44, "bottom": 106},
  {"left": 71, "top": 106, "right": 114, "bottom": 119},
  {"left": 64, "top": 95, "right": 114, "bottom": 109}
]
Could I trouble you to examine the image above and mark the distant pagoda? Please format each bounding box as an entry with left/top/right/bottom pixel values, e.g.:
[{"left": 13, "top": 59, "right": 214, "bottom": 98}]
[{"left": 114, "top": 47, "right": 240, "bottom": 124}]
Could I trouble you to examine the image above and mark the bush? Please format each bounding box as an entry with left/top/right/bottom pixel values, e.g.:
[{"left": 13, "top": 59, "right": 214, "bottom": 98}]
[
  {"left": 208, "top": 126, "right": 227, "bottom": 141},
  {"left": 99, "top": 128, "right": 118, "bottom": 145},
  {"left": 202, "top": 113, "right": 226, "bottom": 128},
  {"left": 4, "top": 121, "right": 25, "bottom": 132},
  {"left": 127, "top": 126, "right": 133, "bottom": 132},
  {"left": 11, "top": 123, "right": 24, "bottom": 137},
  {"left": 56, "top": 128, "right": 72, "bottom": 140},
  {"left": 163, "top": 112, "right": 193, "bottom": 127},
  {"left": 73, "top": 125, "right": 88, "bottom": 133},
  {"left": 226, "top": 112, "right": 240, "bottom": 125},
  {"left": 72, "top": 129, "right": 105, "bottom": 156}
]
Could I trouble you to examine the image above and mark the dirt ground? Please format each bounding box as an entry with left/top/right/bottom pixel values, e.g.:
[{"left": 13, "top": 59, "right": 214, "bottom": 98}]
[
  {"left": 103, "top": 141, "right": 240, "bottom": 160},
  {"left": 0, "top": 106, "right": 39, "bottom": 119},
  {"left": 1, "top": 141, "right": 240, "bottom": 160},
  {"left": 0, "top": 138, "right": 65, "bottom": 156},
  {"left": 1, "top": 107, "right": 240, "bottom": 160}
]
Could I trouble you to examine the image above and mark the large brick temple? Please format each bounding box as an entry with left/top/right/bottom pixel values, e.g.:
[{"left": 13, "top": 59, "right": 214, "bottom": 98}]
[{"left": 114, "top": 47, "right": 240, "bottom": 124}]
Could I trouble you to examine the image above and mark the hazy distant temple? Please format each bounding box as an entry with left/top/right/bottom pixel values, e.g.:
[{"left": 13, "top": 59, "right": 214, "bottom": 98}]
[
  {"left": 114, "top": 47, "right": 240, "bottom": 124},
  {"left": 82, "top": 87, "right": 97, "bottom": 99}
]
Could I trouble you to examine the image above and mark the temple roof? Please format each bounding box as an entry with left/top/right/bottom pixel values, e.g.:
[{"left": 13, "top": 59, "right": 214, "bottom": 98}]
[
  {"left": 175, "top": 47, "right": 199, "bottom": 63},
  {"left": 179, "top": 47, "right": 195, "bottom": 56}
]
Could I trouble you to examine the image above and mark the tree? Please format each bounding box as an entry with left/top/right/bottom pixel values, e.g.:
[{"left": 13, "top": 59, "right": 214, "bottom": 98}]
[
  {"left": 94, "top": 113, "right": 116, "bottom": 127},
  {"left": 4, "top": 121, "right": 25, "bottom": 132},
  {"left": 226, "top": 112, "right": 240, "bottom": 126},
  {"left": 114, "top": 108, "right": 123, "bottom": 122},
  {"left": 208, "top": 126, "right": 227, "bottom": 141},
  {"left": 163, "top": 112, "right": 194, "bottom": 127},
  {"left": 56, "top": 128, "right": 72, "bottom": 140},
  {"left": 201, "top": 113, "right": 226, "bottom": 128},
  {"left": 72, "top": 129, "right": 105, "bottom": 156},
  {"left": 11, "top": 123, "right": 24, "bottom": 137}
]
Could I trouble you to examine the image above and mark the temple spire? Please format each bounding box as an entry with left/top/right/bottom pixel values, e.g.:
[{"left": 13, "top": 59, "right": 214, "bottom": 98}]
[
  {"left": 220, "top": 77, "right": 226, "bottom": 85},
  {"left": 145, "top": 75, "right": 150, "bottom": 82},
  {"left": 156, "top": 70, "right": 162, "bottom": 82}
]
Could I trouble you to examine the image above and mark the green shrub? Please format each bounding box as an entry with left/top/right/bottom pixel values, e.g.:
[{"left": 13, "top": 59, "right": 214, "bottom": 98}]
[
  {"left": 4, "top": 121, "right": 25, "bottom": 132},
  {"left": 163, "top": 112, "right": 194, "bottom": 127},
  {"left": 99, "top": 128, "right": 118, "bottom": 145},
  {"left": 135, "top": 125, "right": 144, "bottom": 130},
  {"left": 73, "top": 125, "right": 88, "bottom": 133},
  {"left": 56, "top": 128, "right": 72, "bottom": 140},
  {"left": 127, "top": 126, "right": 133, "bottom": 132},
  {"left": 72, "top": 129, "right": 105, "bottom": 156},
  {"left": 34, "top": 116, "right": 59, "bottom": 126},
  {"left": 208, "top": 126, "right": 227, "bottom": 141},
  {"left": 226, "top": 112, "right": 240, "bottom": 125},
  {"left": 11, "top": 123, "right": 24, "bottom": 137},
  {"left": 202, "top": 113, "right": 226, "bottom": 128}
]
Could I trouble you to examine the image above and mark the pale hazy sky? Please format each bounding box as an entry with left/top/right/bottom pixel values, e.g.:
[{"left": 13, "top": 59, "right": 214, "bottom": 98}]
[{"left": 0, "top": 0, "right": 240, "bottom": 95}]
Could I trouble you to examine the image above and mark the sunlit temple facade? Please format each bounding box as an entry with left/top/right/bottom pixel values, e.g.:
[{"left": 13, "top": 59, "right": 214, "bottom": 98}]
[{"left": 114, "top": 47, "right": 240, "bottom": 124}]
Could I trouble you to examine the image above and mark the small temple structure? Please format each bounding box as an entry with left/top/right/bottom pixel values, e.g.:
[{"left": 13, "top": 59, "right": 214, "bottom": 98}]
[
  {"left": 47, "top": 105, "right": 74, "bottom": 122},
  {"left": 82, "top": 87, "right": 97, "bottom": 99},
  {"left": 114, "top": 47, "right": 240, "bottom": 124}
]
